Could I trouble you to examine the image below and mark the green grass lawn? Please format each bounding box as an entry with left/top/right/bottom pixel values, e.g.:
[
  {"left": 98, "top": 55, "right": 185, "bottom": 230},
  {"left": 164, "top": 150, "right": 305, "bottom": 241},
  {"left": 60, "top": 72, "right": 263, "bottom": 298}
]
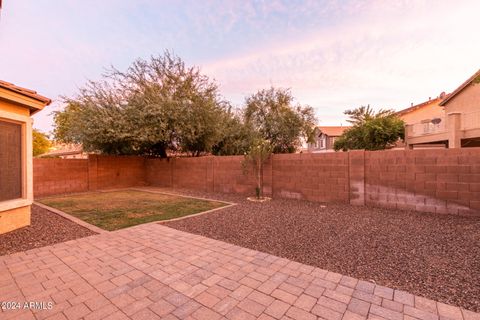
[{"left": 39, "top": 190, "right": 227, "bottom": 231}]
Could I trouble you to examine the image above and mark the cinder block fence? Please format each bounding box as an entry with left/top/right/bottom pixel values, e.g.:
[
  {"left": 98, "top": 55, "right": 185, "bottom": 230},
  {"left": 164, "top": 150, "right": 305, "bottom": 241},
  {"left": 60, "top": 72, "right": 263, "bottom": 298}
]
[{"left": 33, "top": 148, "right": 480, "bottom": 216}]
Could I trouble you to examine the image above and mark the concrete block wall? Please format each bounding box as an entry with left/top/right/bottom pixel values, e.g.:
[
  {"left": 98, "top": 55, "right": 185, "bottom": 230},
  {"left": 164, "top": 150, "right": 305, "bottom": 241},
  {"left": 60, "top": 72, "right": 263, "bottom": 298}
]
[
  {"left": 272, "top": 153, "right": 349, "bottom": 202},
  {"left": 33, "top": 155, "right": 146, "bottom": 198},
  {"left": 33, "top": 159, "right": 89, "bottom": 197},
  {"left": 213, "top": 155, "right": 266, "bottom": 195},
  {"left": 94, "top": 155, "right": 146, "bottom": 190},
  {"left": 34, "top": 148, "right": 480, "bottom": 216},
  {"left": 173, "top": 157, "right": 212, "bottom": 192},
  {"left": 145, "top": 158, "right": 173, "bottom": 188},
  {"left": 146, "top": 156, "right": 262, "bottom": 195},
  {"left": 364, "top": 149, "right": 480, "bottom": 216}
]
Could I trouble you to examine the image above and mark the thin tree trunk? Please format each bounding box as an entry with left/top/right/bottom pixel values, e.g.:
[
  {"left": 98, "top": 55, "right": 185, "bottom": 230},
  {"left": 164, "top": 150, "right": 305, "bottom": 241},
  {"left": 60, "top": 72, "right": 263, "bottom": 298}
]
[
  {"left": 259, "top": 161, "right": 264, "bottom": 198},
  {"left": 158, "top": 147, "right": 167, "bottom": 158}
]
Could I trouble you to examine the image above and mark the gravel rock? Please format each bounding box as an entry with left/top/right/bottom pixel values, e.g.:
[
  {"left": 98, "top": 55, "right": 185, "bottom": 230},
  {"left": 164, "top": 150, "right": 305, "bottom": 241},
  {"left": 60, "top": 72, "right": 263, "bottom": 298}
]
[{"left": 0, "top": 204, "right": 97, "bottom": 256}]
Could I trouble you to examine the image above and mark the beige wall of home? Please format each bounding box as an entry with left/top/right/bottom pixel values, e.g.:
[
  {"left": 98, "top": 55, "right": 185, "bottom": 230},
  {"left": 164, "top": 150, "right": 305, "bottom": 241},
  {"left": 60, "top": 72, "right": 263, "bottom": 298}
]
[
  {"left": 405, "top": 70, "right": 480, "bottom": 148},
  {"left": 399, "top": 100, "right": 445, "bottom": 124},
  {"left": 0, "top": 100, "right": 31, "bottom": 116},
  {"left": 0, "top": 81, "right": 50, "bottom": 234},
  {"left": 443, "top": 82, "right": 480, "bottom": 114}
]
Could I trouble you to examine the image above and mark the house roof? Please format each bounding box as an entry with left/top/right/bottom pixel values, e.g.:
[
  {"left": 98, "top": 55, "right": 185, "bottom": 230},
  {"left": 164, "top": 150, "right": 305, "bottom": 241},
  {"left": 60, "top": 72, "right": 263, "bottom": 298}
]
[
  {"left": 0, "top": 80, "right": 52, "bottom": 113},
  {"left": 396, "top": 95, "right": 446, "bottom": 116},
  {"left": 439, "top": 69, "right": 480, "bottom": 106},
  {"left": 41, "top": 143, "right": 84, "bottom": 157},
  {"left": 316, "top": 126, "right": 350, "bottom": 137}
]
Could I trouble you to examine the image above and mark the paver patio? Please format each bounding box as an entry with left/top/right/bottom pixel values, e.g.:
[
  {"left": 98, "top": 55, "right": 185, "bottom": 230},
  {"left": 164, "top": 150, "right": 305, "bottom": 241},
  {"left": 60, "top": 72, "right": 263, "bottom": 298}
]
[{"left": 1, "top": 223, "right": 478, "bottom": 320}]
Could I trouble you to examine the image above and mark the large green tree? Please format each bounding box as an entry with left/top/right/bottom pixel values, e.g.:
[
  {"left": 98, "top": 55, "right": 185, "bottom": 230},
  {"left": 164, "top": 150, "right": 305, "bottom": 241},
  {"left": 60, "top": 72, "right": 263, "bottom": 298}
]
[
  {"left": 212, "top": 107, "right": 255, "bottom": 156},
  {"left": 334, "top": 106, "right": 405, "bottom": 151},
  {"left": 243, "top": 87, "right": 316, "bottom": 153},
  {"left": 32, "top": 129, "right": 51, "bottom": 157},
  {"left": 54, "top": 52, "right": 226, "bottom": 157}
]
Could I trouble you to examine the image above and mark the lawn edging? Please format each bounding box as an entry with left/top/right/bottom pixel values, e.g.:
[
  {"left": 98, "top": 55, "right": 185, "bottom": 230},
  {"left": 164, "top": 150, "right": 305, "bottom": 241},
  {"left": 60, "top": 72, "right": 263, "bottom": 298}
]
[
  {"left": 34, "top": 202, "right": 108, "bottom": 234},
  {"left": 130, "top": 187, "right": 236, "bottom": 205},
  {"left": 35, "top": 188, "right": 237, "bottom": 231}
]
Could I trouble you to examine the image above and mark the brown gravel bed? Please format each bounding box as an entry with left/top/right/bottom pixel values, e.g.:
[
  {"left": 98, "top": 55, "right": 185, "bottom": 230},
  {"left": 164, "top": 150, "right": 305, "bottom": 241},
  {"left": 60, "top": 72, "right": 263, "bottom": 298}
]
[
  {"left": 0, "top": 205, "right": 97, "bottom": 256},
  {"left": 163, "top": 188, "right": 480, "bottom": 312}
]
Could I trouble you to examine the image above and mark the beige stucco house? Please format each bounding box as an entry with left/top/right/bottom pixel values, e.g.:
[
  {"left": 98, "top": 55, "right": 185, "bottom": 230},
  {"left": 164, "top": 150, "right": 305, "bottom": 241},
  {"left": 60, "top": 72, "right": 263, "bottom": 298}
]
[
  {"left": 307, "top": 126, "right": 351, "bottom": 152},
  {"left": 404, "top": 69, "right": 480, "bottom": 149},
  {"left": 0, "top": 80, "right": 51, "bottom": 234},
  {"left": 397, "top": 94, "right": 446, "bottom": 126},
  {"left": 396, "top": 93, "right": 447, "bottom": 149}
]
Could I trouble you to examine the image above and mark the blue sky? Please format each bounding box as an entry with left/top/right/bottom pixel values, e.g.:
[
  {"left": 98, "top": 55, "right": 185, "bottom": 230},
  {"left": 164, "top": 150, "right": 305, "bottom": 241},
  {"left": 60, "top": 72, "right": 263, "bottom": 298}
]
[{"left": 0, "top": 0, "right": 479, "bottom": 133}]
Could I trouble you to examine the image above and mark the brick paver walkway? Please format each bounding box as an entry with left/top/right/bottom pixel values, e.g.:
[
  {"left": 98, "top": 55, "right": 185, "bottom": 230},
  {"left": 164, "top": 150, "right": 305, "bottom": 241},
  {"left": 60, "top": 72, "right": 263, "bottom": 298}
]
[{"left": 1, "top": 223, "right": 479, "bottom": 320}]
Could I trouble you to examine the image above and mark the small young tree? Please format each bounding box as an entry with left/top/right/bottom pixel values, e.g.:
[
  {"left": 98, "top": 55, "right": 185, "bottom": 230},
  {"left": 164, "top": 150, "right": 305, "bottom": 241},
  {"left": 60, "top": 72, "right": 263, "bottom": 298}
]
[{"left": 243, "top": 139, "right": 273, "bottom": 199}]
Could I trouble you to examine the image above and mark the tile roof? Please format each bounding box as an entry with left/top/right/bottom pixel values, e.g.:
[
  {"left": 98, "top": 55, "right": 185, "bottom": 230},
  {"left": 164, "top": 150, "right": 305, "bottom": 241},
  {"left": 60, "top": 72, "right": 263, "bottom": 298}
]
[
  {"left": 42, "top": 143, "right": 84, "bottom": 157},
  {"left": 396, "top": 95, "right": 446, "bottom": 116},
  {"left": 0, "top": 80, "right": 51, "bottom": 105},
  {"left": 439, "top": 69, "right": 480, "bottom": 106},
  {"left": 316, "top": 126, "right": 350, "bottom": 137}
]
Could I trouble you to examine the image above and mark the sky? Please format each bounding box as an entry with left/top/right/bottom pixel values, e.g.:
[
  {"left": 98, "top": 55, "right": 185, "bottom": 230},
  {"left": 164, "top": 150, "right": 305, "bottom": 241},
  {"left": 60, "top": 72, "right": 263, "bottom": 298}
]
[{"left": 0, "top": 0, "right": 479, "bottom": 134}]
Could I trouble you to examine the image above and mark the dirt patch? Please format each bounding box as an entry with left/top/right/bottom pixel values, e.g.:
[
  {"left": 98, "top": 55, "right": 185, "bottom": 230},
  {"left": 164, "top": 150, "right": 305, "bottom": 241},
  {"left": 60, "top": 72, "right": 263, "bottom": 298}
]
[
  {"left": 163, "top": 188, "right": 480, "bottom": 312},
  {"left": 0, "top": 205, "right": 96, "bottom": 256}
]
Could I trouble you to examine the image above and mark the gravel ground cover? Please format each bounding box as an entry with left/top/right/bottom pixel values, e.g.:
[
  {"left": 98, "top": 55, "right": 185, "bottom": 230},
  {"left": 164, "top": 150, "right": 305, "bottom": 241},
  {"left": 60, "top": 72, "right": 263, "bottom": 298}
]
[
  {"left": 162, "top": 188, "right": 480, "bottom": 312},
  {"left": 0, "top": 205, "right": 96, "bottom": 256}
]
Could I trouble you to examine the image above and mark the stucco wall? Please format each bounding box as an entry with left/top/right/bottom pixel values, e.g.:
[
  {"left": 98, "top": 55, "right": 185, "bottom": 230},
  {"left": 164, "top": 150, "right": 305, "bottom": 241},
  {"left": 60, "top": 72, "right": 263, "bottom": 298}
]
[
  {"left": 0, "top": 206, "right": 30, "bottom": 234},
  {"left": 399, "top": 101, "right": 445, "bottom": 124},
  {"left": 444, "top": 83, "right": 480, "bottom": 114}
]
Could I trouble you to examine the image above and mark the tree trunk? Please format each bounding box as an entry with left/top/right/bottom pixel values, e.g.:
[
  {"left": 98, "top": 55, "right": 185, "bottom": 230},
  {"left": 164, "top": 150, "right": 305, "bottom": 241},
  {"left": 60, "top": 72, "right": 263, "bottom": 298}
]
[
  {"left": 259, "top": 161, "right": 264, "bottom": 198},
  {"left": 158, "top": 147, "right": 168, "bottom": 158}
]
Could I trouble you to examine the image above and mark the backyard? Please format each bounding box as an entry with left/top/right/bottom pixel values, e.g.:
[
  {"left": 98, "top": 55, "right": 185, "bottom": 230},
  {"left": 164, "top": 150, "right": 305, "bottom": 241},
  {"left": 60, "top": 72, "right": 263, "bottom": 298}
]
[
  {"left": 3, "top": 186, "right": 478, "bottom": 312},
  {"left": 2, "top": 3, "right": 480, "bottom": 319},
  {"left": 1, "top": 186, "right": 479, "bottom": 320}
]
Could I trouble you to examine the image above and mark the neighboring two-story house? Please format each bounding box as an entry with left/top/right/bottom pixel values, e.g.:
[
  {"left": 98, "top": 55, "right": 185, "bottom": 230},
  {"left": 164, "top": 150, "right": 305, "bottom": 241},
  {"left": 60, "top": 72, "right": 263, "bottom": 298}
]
[
  {"left": 396, "top": 93, "right": 448, "bottom": 149},
  {"left": 307, "top": 126, "right": 350, "bottom": 152},
  {"left": 404, "top": 69, "right": 480, "bottom": 149}
]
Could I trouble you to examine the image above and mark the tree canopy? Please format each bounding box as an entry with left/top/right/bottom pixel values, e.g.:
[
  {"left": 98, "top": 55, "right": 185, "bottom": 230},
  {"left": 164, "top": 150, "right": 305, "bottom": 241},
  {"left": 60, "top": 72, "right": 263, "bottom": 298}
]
[
  {"left": 334, "top": 105, "right": 405, "bottom": 151},
  {"left": 54, "top": 53, "right": 317, "bottom": 157},
  {"left": 243, "top": 87, "right": 316, "bottom": 153},
  {"left": 54, "top": 52, "right": 226, "bottom": 157},
  {"left": 32, "top": 129, "right": 51, "bottom": 157},
  {"left": 211, "top": 108, "right": 254, "bottom": 156}
]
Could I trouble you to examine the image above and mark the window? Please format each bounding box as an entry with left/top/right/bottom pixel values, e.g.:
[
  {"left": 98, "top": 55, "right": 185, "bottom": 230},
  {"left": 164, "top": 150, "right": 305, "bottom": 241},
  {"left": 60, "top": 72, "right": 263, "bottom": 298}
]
[
  {"left": 319, "top": 136, "right": 326, "bottom": 148},
  {"left": 0, "top": 120, "right": 23, "bottom": 202}
]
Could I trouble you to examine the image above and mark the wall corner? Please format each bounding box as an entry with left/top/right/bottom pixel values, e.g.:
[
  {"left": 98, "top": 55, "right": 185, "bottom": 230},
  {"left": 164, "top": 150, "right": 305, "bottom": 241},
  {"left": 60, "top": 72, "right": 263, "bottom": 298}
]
[
  {"left": 88, "top": 154, "right": 98, "bottom": 191},
  {"left": 348, "top": 150, "right": 365, "bottom": 206}
]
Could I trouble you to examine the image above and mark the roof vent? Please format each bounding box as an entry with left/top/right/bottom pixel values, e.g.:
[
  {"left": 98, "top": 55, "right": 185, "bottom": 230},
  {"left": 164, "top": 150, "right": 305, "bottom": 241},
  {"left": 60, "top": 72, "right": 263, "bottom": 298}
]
[{"left": 439, "top": 92, "right": 446, "bottom": 99}]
